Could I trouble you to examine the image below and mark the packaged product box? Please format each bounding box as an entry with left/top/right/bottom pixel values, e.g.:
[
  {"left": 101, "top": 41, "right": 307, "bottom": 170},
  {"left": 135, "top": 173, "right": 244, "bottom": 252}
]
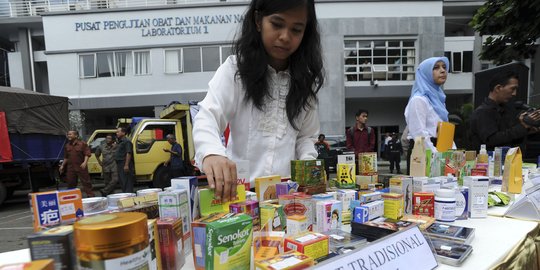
[
  {"left": 147, "top": 219, "right": 162, "bottom": 270},
  {"left": 260, "top": 204, "right": 287, "bottom": 232},
  {"left": 171, "top": 176, "right": 199, "bottom": 221},
  {"left": 0, "top": 259, "right": 54, "bottom": 270},
  {"left": 351, "top": 217, "right": 417, "bottom": 242},
  {"left": 157, "top": 217, "right": 185, "bottom": 270},
  {"left": 276, "top": 181, "right": 299, "bottom": 197},
  {"left": 298, "top": 184, "right": 326, "bottom": 195},
  {"left": 246, "top": 191, "right": 258, "bottom": 202},
  {"left": 315, "top": 200, "right": 343, "bottom": 232},
  {"left": 400, "top": 214, "right": 436, "bottom": 230},
  {"left": 284, "top": 232, "right": 329, "bottom": 260},
  {"left": 286, "top": 215, "right": 308, "bottom": 236},
  {"left": 352, "top": 200, "right": 384, "bottom": 224},
  {"left": 467, "top": 176, "right": 489, "bottom": 218},
  {"left": 356, "top": 174, "right": 378, "bottom": 189},
  {"left": 158, "top": 189, "right": 192, "bottom": 255},
  {"left": 255, "top": 251, "right": 314, "bottom": 270},
  {"left": 28, "top": 226, "right": 76, "bottom": 270},
  {"left": 235, "top": 160, "right": 251, "bottom": 191},
  {"left": 114, "top": 201, "right": 159, "bottom": 219},
  {"left": 413, "top": 177, "right": 441, "bottom": 193},
  {"left": 337, "top": 189, "right": 358, "bottom": 215},
  {"left": 254, "top": 246, "right": 280, "bottom": 261},
  {"left": 206, "top": 213, "right": 253, "bottom": 270},
  {"left": 455, "top": 187, "right": 469, "bottom": 220},
  {"left": 278, "top": 193, "right": 314, "bottom": 231},
  {"left": 229, "top": 200, "right": 260, "bottom": 231},
  {"left": 198, "top": 185, "right": 246, "bottom": 217},
  {"left": 191, "top": 213, "right": 232, "bottom": 270},
  {"left": 290, "top": 160, "right": 324, "bottom": 187},
  {"left": 358, "top": 152, "right": 378, "bottom": 174},
  {"left": 255, "top": 175, "right": 281, "bottom": 201},
  {"left": 253, "top": 230, "right": 286, "bottom": 260},
  {"left": 413, "top": 192, "right": 435, "bottom": 217},
  {"left": 389, "top": 176, "right": 413, "bottom": 214},
  {"left": 29, "top": 189, "right": 84, "bottom": 232},
  {"left": 382, "top": 193, "right": 404, "bottom": 220},
  {"left": 336, "top": 163, "right": 356, "bottom": 189},
  {"left": 358, "top": 192, "right": 382, "bottom": 205}
]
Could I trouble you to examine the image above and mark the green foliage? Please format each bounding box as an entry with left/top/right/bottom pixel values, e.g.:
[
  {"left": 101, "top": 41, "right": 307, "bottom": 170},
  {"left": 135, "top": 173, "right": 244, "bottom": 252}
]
[{"left": 470, "top": 0, "right": 540, "bottom": 64}]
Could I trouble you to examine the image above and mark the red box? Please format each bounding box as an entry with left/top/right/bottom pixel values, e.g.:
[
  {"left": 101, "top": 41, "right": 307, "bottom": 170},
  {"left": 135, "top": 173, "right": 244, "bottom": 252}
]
[
  {"left": 157, "top": 217, "right": 184, "bottom": 270},
  {"left": 283, "top": 232, "right": 329, "bottom": 260},
  {"left": 413, "top": 192, "right": 435, "bottom": 217}
]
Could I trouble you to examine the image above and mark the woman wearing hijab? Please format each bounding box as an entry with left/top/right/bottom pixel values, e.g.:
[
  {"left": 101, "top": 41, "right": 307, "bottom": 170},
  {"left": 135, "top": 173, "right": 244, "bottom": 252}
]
[{"left": 404, "top": 57, "right": 449, "bottom": 173}]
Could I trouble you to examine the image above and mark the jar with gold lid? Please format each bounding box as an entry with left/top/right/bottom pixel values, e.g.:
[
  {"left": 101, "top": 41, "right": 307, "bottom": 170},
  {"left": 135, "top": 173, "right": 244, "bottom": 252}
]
[{"left": 74, "top": 212, "right": 149, "bottom": 269}]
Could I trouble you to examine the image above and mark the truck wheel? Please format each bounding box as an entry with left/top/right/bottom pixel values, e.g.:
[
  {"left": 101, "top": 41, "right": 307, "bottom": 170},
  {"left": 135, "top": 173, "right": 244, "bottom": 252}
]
[
  {"left": 152, "top": 167, "right": 170, "bottom": 189},
  {"left": 0, "top": 182, "right": 7, "bottom": 206}
]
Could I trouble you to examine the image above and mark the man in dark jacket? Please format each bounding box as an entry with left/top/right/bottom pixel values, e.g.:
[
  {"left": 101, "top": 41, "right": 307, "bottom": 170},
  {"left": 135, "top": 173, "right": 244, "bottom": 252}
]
[
  {"left": 470, "top": 71, "right": 540, "bottom": 151},
  {"left": 387, "top": 133, "right": 403, "bottom": 174}
]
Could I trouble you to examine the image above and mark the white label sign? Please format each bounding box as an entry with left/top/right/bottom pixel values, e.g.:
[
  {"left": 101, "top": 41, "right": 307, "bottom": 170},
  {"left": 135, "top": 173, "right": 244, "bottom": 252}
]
[
  {"left": 314, "top": 226, "right": 437, "bottom": 270},
  {"left": 338, "top": 154, "right": 356, "bottom": 165}
]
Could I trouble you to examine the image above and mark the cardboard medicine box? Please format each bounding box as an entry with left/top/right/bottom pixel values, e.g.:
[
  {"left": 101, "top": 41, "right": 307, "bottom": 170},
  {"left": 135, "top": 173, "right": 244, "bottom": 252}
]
[
  {"left": 157, "top": 217, "right": 185, "bottom": 270},
  {"left": 170, "top": 176, "right": 199, "bottom": 221},
  {"left": 413, "top": 192, "right": 435, "bottom": 217},
  {"left": 158, "top": 189, "right": 192, "bottom": 255},
  {"left": 352, "top": 200, "right": 384, "bottom": 223},
  {"left": 229, "top": 200, "right": 260, "bottom": 231},
  {"left": 284, "top": 232, "right": 329, "bottom": 260},
  {"left": 260, "top": 204, "right": 287, "bottom": 232},
  {"left": 206, "top": 213, "right": 253, "bottom": 270},
  {"left": 315, "top": 200, "right": 343, "bottom": 232},
  {"left": 382, "top": 193, "right": 404, "bottom": 220},
  {"left": 191, "top": 213, "right": 232, "bottom": 270},
  {"left": 290, "top": 160, "right": 324, "bottom": 187},
  {"left": 28, "top": 226, "right": 76, "bottom": 270},
  {"left": 29, "top": 189, "right": 84, "bottom": 232},
  {"left": 255, "top": 175, "right": 281, "bottom": 201},
  {"left": 255, "top": 251, "right": 314, "bottom": 270},
  {"left": 389, "top": 176, "right": 413, "bottom": 214}
]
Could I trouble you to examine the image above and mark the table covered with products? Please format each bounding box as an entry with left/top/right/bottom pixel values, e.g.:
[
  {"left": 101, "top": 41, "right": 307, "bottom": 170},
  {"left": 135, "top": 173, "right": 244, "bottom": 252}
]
[{"left": 3, "top": 149, "right": 540, "bottom": 270}]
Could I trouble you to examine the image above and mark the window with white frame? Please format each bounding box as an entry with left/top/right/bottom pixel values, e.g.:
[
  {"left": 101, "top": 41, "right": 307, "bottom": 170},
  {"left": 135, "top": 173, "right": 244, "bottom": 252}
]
[
  {"left": 164, "top": 49, "right": 182, "bottom": 73},
  {"left": 179, "top": 45, "right": 234, "bottom": 73},
  {"left": 344, "top": 39, "right": 416, "bottom": 82},
  {"left": 79, "top": 51, "right": 132, "bottom": 78},
  {"left": 134, "top": 51, "right": 151, "bottom": 75},
  {"left": 444, "top": 51, "right": 473, "bottom": 73}
]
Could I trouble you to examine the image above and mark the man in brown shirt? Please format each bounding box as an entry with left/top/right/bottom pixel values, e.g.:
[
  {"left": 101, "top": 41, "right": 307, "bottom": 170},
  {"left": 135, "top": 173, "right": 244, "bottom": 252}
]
[{"left": 59, "top": 130, "right": 95, "bottom": 197}]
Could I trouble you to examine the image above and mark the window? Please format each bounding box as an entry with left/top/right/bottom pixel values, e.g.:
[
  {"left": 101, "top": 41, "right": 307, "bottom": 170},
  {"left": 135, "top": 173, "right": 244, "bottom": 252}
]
[
  {"left": 136, "top": 123, "right": 176, "bottom": 153},
  {"left": 183, "top": 47, "right": 201, "bottom": 73},
  {"left": 180, "top": 45, "right": 233, "bottom": 73},
  {"left": 202, "top": 46, "right": 220, "bottom": 72},
  {"left": 445, "top": 50, "right": 473, "bottom": 73},
  {"left": 79, "top": 54, "right": 96, "bottom": 78},
  {"left": 134, "top": 51, "right": 151, "bottom": 75},
  {"left": 79, "top": 51, "right": 132, "bottom": 78},
  {"left": 221, "top": 46, "right": 233, "bottom": 63},
  {"left": 344, "top": 39, "right": 416, "bottom": 82},
  {"left": 165, "top": 49, "right": 182, "bottom": 73}
]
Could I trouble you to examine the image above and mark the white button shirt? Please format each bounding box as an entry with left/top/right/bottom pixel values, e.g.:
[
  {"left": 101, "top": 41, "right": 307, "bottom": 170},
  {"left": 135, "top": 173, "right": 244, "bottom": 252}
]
[
  {"left": 193, "top": 56, "right": 319, "bottom": 185},
  {"left": 404, "top": 96, "right": 441, "bottom": 151}
]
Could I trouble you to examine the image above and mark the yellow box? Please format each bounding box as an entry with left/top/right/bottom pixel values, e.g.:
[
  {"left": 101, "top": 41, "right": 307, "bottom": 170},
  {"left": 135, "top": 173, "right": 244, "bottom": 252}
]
[
  {"left": 382, "top": 193, "right": 403, "bottom": 220},
  {"left": 255, "top": 175, "right": 282, "bottom": 201},
  {"left": 255, "top": 251, "right": 314, "bottom": 270},
  {"left": 0, "top": 259, "right": 54, "bottom": 270}
]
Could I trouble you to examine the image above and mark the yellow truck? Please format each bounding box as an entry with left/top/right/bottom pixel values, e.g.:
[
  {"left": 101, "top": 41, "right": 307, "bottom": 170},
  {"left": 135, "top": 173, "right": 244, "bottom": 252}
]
[{"left": 86, "top": 103, "right": 195, "bottom": 187}]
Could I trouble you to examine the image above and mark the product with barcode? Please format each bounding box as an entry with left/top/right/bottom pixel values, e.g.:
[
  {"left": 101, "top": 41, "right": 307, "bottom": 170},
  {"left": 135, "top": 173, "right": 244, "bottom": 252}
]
[
  {"left": 284, "top": 232, "right": 329, "bottom": 260},
  {"left": 254, "top": 251, "right": 314, "bottom": 270}
]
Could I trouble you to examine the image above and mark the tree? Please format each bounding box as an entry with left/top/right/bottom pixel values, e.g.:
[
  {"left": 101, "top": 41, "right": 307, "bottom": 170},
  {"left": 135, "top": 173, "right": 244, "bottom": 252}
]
[{"left": 470, "top": 0, "right": 540, "bottom": 65}]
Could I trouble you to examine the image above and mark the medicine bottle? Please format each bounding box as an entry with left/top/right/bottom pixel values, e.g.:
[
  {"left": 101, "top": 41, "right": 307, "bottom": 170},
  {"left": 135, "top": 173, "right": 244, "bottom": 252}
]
[{"left": 435, "top": 189, "right": 456, "bottom": 222}]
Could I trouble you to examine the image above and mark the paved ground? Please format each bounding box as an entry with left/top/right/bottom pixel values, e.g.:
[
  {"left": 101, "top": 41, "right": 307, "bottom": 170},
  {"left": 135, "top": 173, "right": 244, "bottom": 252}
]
[{"left": 0, "top": 159, "right": 407, "bottom": 254}]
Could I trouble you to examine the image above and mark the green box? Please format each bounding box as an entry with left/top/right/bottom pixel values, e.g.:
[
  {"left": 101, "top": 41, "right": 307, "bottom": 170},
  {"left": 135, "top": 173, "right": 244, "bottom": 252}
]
[
  {"left": 291, "top": 160, "right": 324, "bottom": 186},
  {"left": 206, "top": 214, "right": 253, "bottom": 270}
]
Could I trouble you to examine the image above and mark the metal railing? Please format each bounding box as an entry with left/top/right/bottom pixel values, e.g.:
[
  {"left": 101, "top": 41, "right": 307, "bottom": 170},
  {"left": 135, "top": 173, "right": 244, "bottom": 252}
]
[{"left": 0, "top": 0, "right": 248, "bottom": 18}]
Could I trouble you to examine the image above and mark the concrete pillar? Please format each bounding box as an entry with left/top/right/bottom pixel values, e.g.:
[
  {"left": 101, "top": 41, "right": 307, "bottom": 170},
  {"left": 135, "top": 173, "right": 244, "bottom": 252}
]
[{"left": 17, "top": 28, "right": 33, "bottom": 91}]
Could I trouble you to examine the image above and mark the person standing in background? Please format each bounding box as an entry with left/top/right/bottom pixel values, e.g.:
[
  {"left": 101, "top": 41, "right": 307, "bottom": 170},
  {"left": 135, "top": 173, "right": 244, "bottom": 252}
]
[
  {"left": 387, "top": 133, "right": 403, "bottom": 174},
  {"left": 346, "top": 109, "right": 375, "bottom": 155},
  {"left": 59, "top": 130, "right": 94, "bottom": 197},
  {"left": 164, "top": 134, "right": 185, "bottom": 179},
  {"left": 96, "top": 134, "right": 117, "bottom": 196},
  {"left": 404, "top": 56, "right": 450, "bottom": 174},
  {"left": 314, "top": 134, "right": 330, "bottom": 175},
  {"left": 115, "top": 127, "right": 135, "bottom": 193}
]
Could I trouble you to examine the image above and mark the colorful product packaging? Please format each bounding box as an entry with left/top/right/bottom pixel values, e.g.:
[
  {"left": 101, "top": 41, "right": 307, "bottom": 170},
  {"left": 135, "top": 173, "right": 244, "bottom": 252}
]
[
  {"left": 0, "top": 259, "right": 54, "bottom": 270},
  {"left": 29, "top": 189, "right": 84, "bottom": 232},
  {"left": 198, "top": 185, "right": 246, "bottom": 217},
  {"left": 276, "top": 181, "right": 299, "bottom": 197},
  {"left": 413, "top": 177, "right": 441, "bottom": 193},
  {"left": 413, "top": 192, "right": 435, "bottom": 217},
  {"left": 171, "top": 176, "right": 199, "bottom": 221},
  {"left": 389, "top": 176, "right": 413, "bottom": 215},
  {"left": 158, "top": 189, "right": 191, "bottom": 256},
  {"left": 286, "top": 215, "right": 308, "bottom": 236},
  {"left": 253, "top": 230, "right": 286, "bottom": 260},
  {"left": 157, "top": 217, "right": 185, "bottom": 270},
  {"left": 260, "top": 204, "right": 287, "bottom": 232},
  {"left": 358, "top": 192, "right": 382, "bottom": 204},
  {"left": 284, "top": 232, "right": 329, "bottom": 260},
  {"left": 27, "top": 226, "right": 76, "bottom": 270},
  {"left": 191, "top": 213, "right": 232, "bottom": 270},
  {"left": 278, "top": 193, "right": 314, "bottom": 231},
  {"left": 467, "top": 176, "right": 489, "bottom": 218},
  {"left": 315, "top": 200, "right": 343, "bottom": 232},
  {"left": 337, "top": 189, "right": 358, "bottom": 215},
  {"left": 336, "top": 163, "right": 356, "bottom": 189},
  {"left": 255, "top": 175, "right": 281, "bottom": 201},
  {"left": 290, "top": 160, "right": 324, "bottom": 187},
  {"left": 352, "top": 200, "right": 384, "bottom": 224},
  {"left": 400, "top": 214, "right": 436, "bottom": 230},
  {"left": 455, "top": 187, "right": 469, "bottom": 220},
  {"left": 356, "top": 174, "right": 378, "bottom": 189},
  {"left": 229, "top": 200, "right": 260, "bottom": 231},
  {"left": 246, "top": 191, "right": 258, "bottom": 202},
  {"left": 147, "top": 219, "right": 162, "bottom": 270},
  {"left": 206, "top": 214, "right": 253, "bottom": 270},
  {"left": 382, "top": 193, "right": 404, "bottom": 220},
  {"left": 235, "top": 160, "right": 251, "bottom": 191},
  {"left": 255, "top": 251, "right": 314, "bottom": 270},
  {"left": 358, "top": 152, "right": 378, "bottom": 174}
]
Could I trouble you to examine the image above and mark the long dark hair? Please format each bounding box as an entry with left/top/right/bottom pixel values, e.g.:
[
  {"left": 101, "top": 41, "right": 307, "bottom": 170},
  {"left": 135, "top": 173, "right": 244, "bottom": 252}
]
[{"left": 233, "top": 0, "right": 324, "bottom": 130}]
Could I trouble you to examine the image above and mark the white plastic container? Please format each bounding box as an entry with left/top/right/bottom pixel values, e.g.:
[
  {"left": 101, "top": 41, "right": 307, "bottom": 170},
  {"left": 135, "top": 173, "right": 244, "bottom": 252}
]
[{"left": 435, "top": 189, "right": 456, "bottom": 222}]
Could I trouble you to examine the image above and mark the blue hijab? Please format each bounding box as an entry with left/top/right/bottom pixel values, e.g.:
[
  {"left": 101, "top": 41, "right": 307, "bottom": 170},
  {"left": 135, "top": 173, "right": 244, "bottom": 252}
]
[{"left": 410, "top": 57, "right": 450, "bottom": 122}]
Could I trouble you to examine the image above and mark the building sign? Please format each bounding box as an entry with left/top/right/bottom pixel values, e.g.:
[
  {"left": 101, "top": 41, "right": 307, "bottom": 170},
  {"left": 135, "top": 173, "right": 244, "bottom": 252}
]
[{"left": 43, "top": 5, "right": 246, "bottom": 52}]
